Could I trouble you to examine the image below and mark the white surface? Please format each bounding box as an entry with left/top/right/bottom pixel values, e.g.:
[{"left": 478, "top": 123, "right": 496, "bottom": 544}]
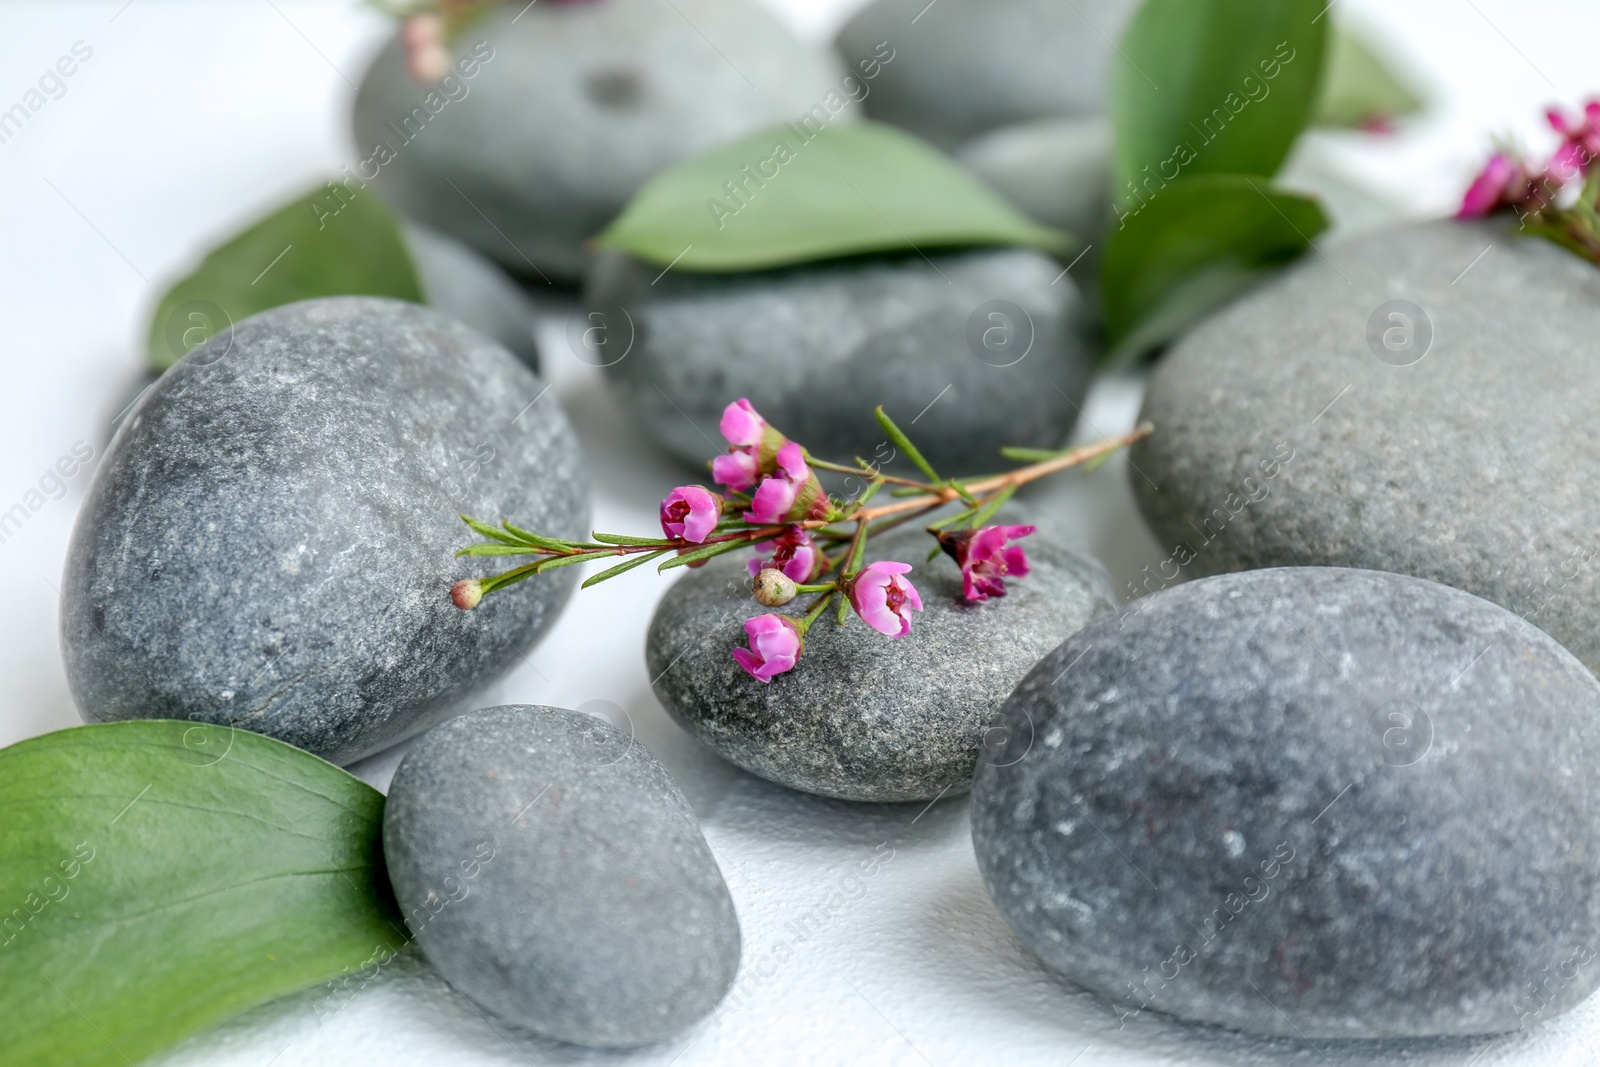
[{"left": 4, "top": 1, "right": 1600, "bottom": 1064}]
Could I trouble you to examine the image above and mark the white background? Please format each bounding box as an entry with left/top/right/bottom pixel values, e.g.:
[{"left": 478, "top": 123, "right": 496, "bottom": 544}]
[{"left": 4, "top": 1, "right": 1600, "bottom": 1064}]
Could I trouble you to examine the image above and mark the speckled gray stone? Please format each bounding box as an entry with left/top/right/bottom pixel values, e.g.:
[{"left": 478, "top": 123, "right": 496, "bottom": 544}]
[
  {"left": 353, "top": 0, "right": 851, "bottom": 284},
  {"left": 957, "top": 117, "right": 1112, "bottom": 249},
  {"left": 836, "top": 0, "right": 1140, "bottom": 148},
  {"left": 590, "top": 247, "right": 1094, "bottom": 479},
  {"left": 402, "top": 221, "right": 539, "bottom": 369},
  {"left": 63, "top": 297, "right": 588, "bottom": 765},
  {"left": 974, "top": 566, "right": 1600, "bottom": 1039},
  {"left": 647, "top": 522, "right": 1116, "bottom": 802},
  {"left": 1134, "top": 219, "right": 1600, "bottom": 677},
  {"left": 383, "top": 704, "right": 741, "bottom": 1047}
]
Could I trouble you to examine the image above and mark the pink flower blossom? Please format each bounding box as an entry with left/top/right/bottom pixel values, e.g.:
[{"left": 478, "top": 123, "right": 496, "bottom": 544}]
[
  {"left": 659, "top": 485, "right": 722, "bottom": 543},
  {"left": 720, "top": 398, "right": 767, "bottom": 448},
  {"left": 939, "top": 525, "right": 1036, "bottom": 602},
  {"left": 746, "top": 442, "right": 825, "bottom": 525},
  {"left": 847, "top": 561, "right": 923, "bottom": 638},
  {"left": 746, "top": 526, "right": 820, "bottom": 583},
  {"left": 712, "top": 398, "right": 779, "bottom": 493},
  {"left": 731, "top": 614, "right": 802, "bottom": 683},
  {"left": 401, "top": 14, "right": 451, "bottom": 83},
  {"left": 1458, "top": 153, "right": 1523, "bottom": 218}
]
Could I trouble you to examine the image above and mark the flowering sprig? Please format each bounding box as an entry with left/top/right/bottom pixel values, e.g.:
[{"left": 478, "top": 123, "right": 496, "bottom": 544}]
[
  {"left": 1460, "top": 98, "right": 1600, "bottom": 264},
  {"left": 453, "top": 400, "right": 1152, "bottom": 682},
  {"left": 370, "top": 0, "right": 597, "bottom": 82}
]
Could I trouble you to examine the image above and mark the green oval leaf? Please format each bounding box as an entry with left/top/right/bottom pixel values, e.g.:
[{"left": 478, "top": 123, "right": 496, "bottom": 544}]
[
  {"left": 0, "top": 721, "right": 408, "bottom": 1067},
  {"left": 1111, "top": 0, "right": 1329, "bottom": 206},
  {"left": 1313, "top": 23, "right": 1424, "bottom": 130},
  {"left": 596, "top": 120, "right": 1070, "bottom": 272},
  {"left": 147, "top": 184, "right": 424, "bottom": 371},
  {"left": 1101, "top": 175, "right": 1329, "bottom": 361}
]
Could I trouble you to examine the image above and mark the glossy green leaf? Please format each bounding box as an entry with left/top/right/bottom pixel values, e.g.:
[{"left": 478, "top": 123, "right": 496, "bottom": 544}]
[
  {"left": 147, "top": 184, "right": 424, "bottom": 370},
  {"left": 1101, "top": 175, "right": 1329, "bottom": 360},
  {"left": 597, "top": 120, "right": 1070, "bottom": 271},
  {"left": 0, "top": 721, "right": 408, "bottom": 1067},
  {"left": 1111, "top": 0, "right": 1329, "bottom": 205},
  {"left": 1313, "top": 24, "right": 1424, "bottom": 129}
]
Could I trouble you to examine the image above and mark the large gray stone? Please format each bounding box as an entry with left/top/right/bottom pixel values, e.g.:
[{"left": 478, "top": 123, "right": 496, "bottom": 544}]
[
  {"left": 353, "top": 0, "right": 852, "bottom": 284},
  {"left": 836, "top": 0, "right": 1140, "bottom": 148},
  {"left": 590, "top": 247, "right": 1094, "bottom": 479},
  {"left": 647, "top": 521, "right": 1116, "bottom": 802},
  {"left": 974, "top": 566, "right": 1600, "bottom": 1039},
  {"left": 63, "top": 297, "right": 588, "bottom": 765},
  {"left": 1133, "top": 219, "right": 1600, "bottom": 676},
  {"left": 402, "top": 221, "right": 539, "bottom": 369},
  {"left": 383, "top": 704, "right": 740, "bottom": 1047},
  {"left": 957, "top": 117, "right": 1112, "bottom": 250}
]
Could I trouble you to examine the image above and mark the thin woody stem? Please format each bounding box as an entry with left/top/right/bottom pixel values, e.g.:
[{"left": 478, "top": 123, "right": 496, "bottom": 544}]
[{"left": 804, "top": 423, "right": 1153, "bottom": 527}]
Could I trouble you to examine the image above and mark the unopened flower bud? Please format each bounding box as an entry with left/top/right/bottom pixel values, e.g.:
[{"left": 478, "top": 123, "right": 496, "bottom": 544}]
[
  {"left": 752, "top": 568, "right": 797, "bottom": 607},
  {"left": 451, "top": 579, "right": 483, "bottom": 610}
]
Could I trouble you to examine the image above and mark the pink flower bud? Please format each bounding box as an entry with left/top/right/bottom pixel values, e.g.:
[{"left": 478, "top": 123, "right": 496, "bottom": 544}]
[
  {"left": 1457, "top": 153, "right": 1522, "bottom": 218},
  {"left": 711, "top": 451, "right": 760, "bottom": 493},
  {"left": 720, "top": 398, "right": 767, "bottom": 448},
  {"left": 731, "top": 614, "right": 802, "bottom": 682},
  {"left": 846, "top": 561, "right": 923, "bottom": 638},
  {"left": 752, "top": 568, "right": 798, "bottom": 607},
  {"left": 938, "top": 524, "right": 1036, "bottom": 602},
  {"left": 660, "top": 485, "right": 722, "bottom": 543},
  {"left": 745, "top": 442, "right": 827, "bottom": 525},
  {"left": 401, "top": 15, "right": 451, "bottom": 84},
  {"left": 746, "top": 525, "right": 820, "bottom": 583},
  {"left": 451, "top": 579, "right": 483, "bottom": 610}
]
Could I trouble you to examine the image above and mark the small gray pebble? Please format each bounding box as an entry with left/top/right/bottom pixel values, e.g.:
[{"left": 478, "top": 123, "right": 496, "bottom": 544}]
[
  {"left": 648, "top": 521, "right": 1116, "bottom": 802},
  {"left": 974, "top": 566, "right": 1600, "bottom": 1038},
  {"left": 63, "top": 297, "right": 588, "bottom": 764},
  {"left": 836, "top": 0, "right": 1140, "bottom": 148},
  {"left": 383, "top": 704, "right": 741, "bottom": 1047},
  {"left": 353, "top": 0, "right": 852, "bottom": 283},
  {"left": 589, "top": 247, "right": 1094, "bottom": 478},
  {"left": 1134, "top": 218, "right": 1600, "bottom": 677}
]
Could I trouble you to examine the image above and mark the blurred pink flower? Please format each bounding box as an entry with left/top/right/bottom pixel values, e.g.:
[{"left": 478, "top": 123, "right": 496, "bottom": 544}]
[
  {"left": 1458, "top": 153, "right": 1523, "bottom": 218},
  {"left": 939, "top": 525, "right": 1036, "bottom": 602},
  {"left": 746, "top": 526, "right": 820, "bottom": 583},
  {"left": 711, "top": 452, "right": 760, "bottom": 493},
  {"left": 712, "top": 399, "right": 777, "bottom": 493},
  {"left": 659, "top": 485, "right": 722, "bottom": 543},
  {"left": 401, "top": 14, "right": 451, "bottom": 83},
  {"left": 731, "top": 614, "right": 801, "bottom": 683},
  {"left": 847, "top": 561, "right": 923, "bottom": 637}
]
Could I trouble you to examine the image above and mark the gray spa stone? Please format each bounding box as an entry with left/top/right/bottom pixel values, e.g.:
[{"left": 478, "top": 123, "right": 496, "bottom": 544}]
[
  {"left": 957, "top": 117, "right": 1113, "bottom": 248},
  {"left": 647, "top": 522, "right": 1116, "bottom": 802},
  {"left": 590, "top": 247, "right": 1094, "bottom": 479},
  {"left": 402, "top": 221, "right": 539, "bottom": 369},
  {"left": 973, "top": 566, "right": 1600, "bottom": 1038},
  {"left": 384, "top": 705, "right": 740, "bottom": 1048},
  {"left": 353, "top": 0, "right": 851, "bottom": 284},
  {"left": 1133, "top": 218, "right": 1600, "bottom": 676},
  {"left": 63, "top": 297, "right": 587, "bottom": 765},
  {"left": 836, "top": 0, "right": 1140, "bottom": 148}
]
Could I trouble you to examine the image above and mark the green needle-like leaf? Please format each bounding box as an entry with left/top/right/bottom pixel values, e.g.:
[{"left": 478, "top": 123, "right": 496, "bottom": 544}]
[
  {"left": 590, "top": 532, "right": 674, "bottom": 547},
  {"left": 582, "top": 550, "right": 670, "bottom": 588},
  {"left": 968, "top": 484, "right": 1018, "bottom": 529},
  {"left": 0, "top": 722, "right": 407, "bottom": 1067},
  {"left": 874, "top": 406, "right": 941, "bottom": 484},
  {"left": 658, "top": 540, "right": 750, "bottom": 573},
  {"left": 460, "top": 515, "right": 522, "bottom": 546}
]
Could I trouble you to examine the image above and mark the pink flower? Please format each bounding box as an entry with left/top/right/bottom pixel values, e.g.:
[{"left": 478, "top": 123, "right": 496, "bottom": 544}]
[
  {"left": 711, "top": 451, "right": 760, "bottom": 493},
  {"left": 731, "top": 614, "right": 802, "bottom": 683},
  {"left": 939, "top": 525, "right": 1036, "bottom": 602},
  {"left": 1457, "top": 153, "right": 1524, "bottom": 218},
  {"left": 746, "top": 526, "right": 820, "bottom": 583},
  {"left": 847, "top": 562, "right": 923, "bottom": 638},
  {"left": 712, "top": 398, "right": 784, "bottom": 493},
  {"left": 746, "top": 442, "right": 826, "bottom": 525},
  {"left": 660, "top": 485, "right": 722, "bottom": 543},
  {"left": 721, "top": 398, "right": 767, "bottom": 448},
  {"left": 401, "top": 14, "right": 451, "bottom": 83}
]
